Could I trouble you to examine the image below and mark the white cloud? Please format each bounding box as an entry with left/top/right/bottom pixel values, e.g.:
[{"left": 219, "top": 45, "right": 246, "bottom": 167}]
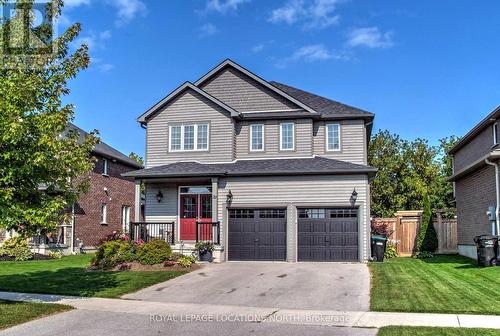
[
  {"left": 290, "top": 44, "right": 333, "bottom": 62},
  {"left": 269, "top": 0, "right": 340, "bottom": 30},
  {"left": 74, "top": 30, "right": 111, "bottom": 52},
  {"left": 276, "top": 44, "right": 347, "bottom": 68},
  {"left": 64, "top": 0, "right": 91, "bottom": 8},
  {"left": 346, "top": 27, "right": 394, "bottom": 49},
  {"left": 204, "top": 0, "right": 251, "bottom": 14},
  {"left": 107, "top": 0, "right": 147, "bottom": 26},
  {"left": 199, "top": 23, "right": 218, "bottom": 38},
  {"left": 252, "top": 43, "right": 264, "bottom": 53}
]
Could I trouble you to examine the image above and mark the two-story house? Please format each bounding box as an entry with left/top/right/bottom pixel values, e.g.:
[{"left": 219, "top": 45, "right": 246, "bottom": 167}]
[
  {"left": 449, "top": 106, "right": 500, "bottom": 259},
  {"left": 124, "top": 60, "right": 377, "bottom": 262},
  {"left": 29, "top": 123, "right": 143, "bottom": 255}
]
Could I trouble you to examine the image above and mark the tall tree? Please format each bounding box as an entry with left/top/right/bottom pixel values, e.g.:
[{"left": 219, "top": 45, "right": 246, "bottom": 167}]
[
  {"left": 0, "top": 0, "right": 97, "bottom": 236},
  {"left": 368, "top": 130, "right": 458, "bottom": 218}
]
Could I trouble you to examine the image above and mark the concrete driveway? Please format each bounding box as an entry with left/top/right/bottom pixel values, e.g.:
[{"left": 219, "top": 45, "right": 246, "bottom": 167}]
[{"left": 124, "top": 262, "right": 370, "bottom": 311}]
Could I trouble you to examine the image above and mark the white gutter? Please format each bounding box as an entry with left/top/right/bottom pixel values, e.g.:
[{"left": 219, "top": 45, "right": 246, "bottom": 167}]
[{"left": 485, "top": 158, "right": 500, "bottom": 235}]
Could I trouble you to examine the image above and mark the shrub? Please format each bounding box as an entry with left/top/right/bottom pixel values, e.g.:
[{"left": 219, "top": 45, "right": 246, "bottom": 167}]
[
  {"left": 48, "top": 251, "right": 63, "bottom": 259},
  {"left": 177, "top": 255, "right": 196, "bottom": 268},
  {"left": 416, "top": 195, "right": 438, "bottom": 253},
  {"left": 194, "top": 241, "right": 215, "bottom": 254},
  {"left": 98, "top": 231, "right": 130, "bottom": 246},
  {"left": 136, "top": 240, "right": 172, "bottom": 265},
  {"left": 384, "top": 242, "right": 398, "bottom": 259},
  {"left": 0, "top": 236, "right": 33, "bottom": 261},
  {"left": 168, "top": 252, "right": 184, "bottom": 261},
  {"left": 371, "top": 221, "right": 393, "bottom": 237},
  {"left": 92, "top": 240, "right": 136, "bottom": 269},
  {"left": 414, "top": 251, "right": 434, "bottom": 259}
]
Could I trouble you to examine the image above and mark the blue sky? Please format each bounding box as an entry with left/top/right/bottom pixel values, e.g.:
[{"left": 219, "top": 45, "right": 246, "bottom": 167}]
[{"left": 60, "top": 0, "right": 500, "bottom": 157}]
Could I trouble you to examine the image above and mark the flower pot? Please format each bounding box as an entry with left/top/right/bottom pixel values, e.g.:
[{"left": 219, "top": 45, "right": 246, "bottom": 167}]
[{"left": 199, "top": 251, "right": 213, "bottom": 262}]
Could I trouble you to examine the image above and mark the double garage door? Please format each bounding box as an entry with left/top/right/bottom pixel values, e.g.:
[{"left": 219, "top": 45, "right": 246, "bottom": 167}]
[{"left": 228, "top": 208, "right": 358, "bottom": 262}]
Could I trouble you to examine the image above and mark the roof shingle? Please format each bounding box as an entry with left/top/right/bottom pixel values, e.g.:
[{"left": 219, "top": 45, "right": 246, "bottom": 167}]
[{"left": 123, "top": 157, "right": 377, "bottom": 178}]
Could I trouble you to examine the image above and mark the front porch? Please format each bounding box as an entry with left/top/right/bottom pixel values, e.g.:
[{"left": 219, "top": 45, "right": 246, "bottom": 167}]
[{"left": 131, "top": 176, "right": 225, "bottom": 261}]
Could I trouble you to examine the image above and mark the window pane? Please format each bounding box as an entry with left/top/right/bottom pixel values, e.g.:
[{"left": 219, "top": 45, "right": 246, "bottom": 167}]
[
  {"left": 251, "top": 124, "right": 263, "bottom": 150},
  {"left": 281, "top": 123, "right": 294, "bottom": 150},
  {"left": 197, "top": 124, "right": 208, "bottom": 150},
  {"left": 184, "top": 125, "right": 194, "bottom": 150},
  {"left": 171, "top": 126, "right": 182, "bottom": 150},
  {"left": 327, "top": 124, "right": 340, "bottom": 150}
]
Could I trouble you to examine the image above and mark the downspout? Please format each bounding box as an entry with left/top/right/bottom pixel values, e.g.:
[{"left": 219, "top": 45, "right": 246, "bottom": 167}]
[{"left": 485, "top": 158, "right": 500, "bottom": 235}]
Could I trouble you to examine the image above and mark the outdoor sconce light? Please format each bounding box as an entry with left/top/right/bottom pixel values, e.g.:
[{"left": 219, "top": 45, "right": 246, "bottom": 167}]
[
  {"left": 226, "top": 190, "right": 233, "bottom": 206},
  {"left": 350, "top": 188, "right": 358, "bottom": 206},
  {"left": 156, "top": 190, "right": 163, "bottom": 203}
]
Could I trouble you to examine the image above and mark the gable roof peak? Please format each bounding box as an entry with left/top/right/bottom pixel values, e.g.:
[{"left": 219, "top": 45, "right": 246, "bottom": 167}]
[
  {"left": 194, "top": 59, "right": 319, "bottom": 115},
  {"left": 137, "top": 81, "right": 240, "bottom": 123}
]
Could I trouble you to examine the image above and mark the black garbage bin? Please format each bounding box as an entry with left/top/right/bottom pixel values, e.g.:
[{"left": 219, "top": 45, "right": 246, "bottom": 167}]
[
  {"left": 473, "top": 235, "right": 498, "bottom": 267},
  {"left": 371, "top": 235, "right": 387, "bottom": 262}
]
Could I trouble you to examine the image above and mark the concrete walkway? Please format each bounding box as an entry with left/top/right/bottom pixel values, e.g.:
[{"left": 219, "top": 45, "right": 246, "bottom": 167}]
[{"left": 1, "top": 291, "right": 500, "bottom": 329}]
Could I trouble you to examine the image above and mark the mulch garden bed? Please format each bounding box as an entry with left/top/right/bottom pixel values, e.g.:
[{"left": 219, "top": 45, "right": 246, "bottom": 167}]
[
  {"left": 0, "top": 253, "right": 53, "bottom": 262},
  {"left": 89, "top": 262, "right": 203, "bottom": 272}
]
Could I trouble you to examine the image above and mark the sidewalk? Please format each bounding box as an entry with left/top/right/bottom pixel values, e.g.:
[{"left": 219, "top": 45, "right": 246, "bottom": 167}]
[{"left": 1, "top": 291, "right": 499, "bottom": 329}]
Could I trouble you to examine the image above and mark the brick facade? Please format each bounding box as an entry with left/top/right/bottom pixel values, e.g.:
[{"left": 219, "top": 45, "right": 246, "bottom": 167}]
[
  {"left": 74, "top": 156, "right": 137, "bottom": 248},
  {"left": 455, "top": 165, "right": 496, "bottom": 245}
]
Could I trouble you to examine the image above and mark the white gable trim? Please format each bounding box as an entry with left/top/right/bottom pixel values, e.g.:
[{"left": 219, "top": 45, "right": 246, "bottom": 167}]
[
  {"left": 194, "top": 59, "right": 319, "bottom": 115},
  {"left": 137, "top": 82, "right": 241, "bottom": 123}
]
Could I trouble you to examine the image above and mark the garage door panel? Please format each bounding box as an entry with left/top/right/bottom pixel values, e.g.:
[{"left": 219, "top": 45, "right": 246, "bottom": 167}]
[
  {"left": 298, "top": 208, "right": 359, "bottom": 262},
  {"left": 228, "top": 209, "right": 286, "bottom": 261}
]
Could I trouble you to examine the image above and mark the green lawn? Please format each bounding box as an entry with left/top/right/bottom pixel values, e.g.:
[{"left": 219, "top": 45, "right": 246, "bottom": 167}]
[
  {"left": 369, "top": 255, "right": 500, "bottom": 314},
  {"left": 378, "top": 326, "right": 500, "bottom": 336},
  {"left": 0, "top": 254, "right": 187, "bottom": 298},
  {"left": 0, "top": 300, "right": 72, "bottom": 330}
]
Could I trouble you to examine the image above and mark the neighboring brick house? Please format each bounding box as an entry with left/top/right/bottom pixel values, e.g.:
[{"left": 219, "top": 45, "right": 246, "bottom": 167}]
[
  {"left": 449, "top": 106, "right": 500, "bottom": 259},
  {"left": 124, "top": 59, "right": 377, "bottom": 263},
  {"left": 30, "top": 123, "right": 143, "bottom": 254}
]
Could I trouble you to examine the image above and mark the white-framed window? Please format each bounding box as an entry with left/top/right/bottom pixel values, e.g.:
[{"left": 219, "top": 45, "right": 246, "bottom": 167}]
[
  {"left": 122, "top": 206, "right": 130, "bottom": 233},
  {"left": 100, "top": 203, "right": 107, "bottom": 224},
  {"left": 494, "top": 122, "right": 498, "bottom": 146},
  {"left": 280, "top": 122, "right": 295, "bottom": 150},
  {"left": 326, "top": 123, "right": 341, "bottom": 151},
  {"left": 169, "top": 123, "right": 209, "bottom": 152},
  {"left": 102, "top": 158, "right": 108, "bottom": 175},
  {"left": 250, "top": 124, "right": 264, "bottom": 151}
]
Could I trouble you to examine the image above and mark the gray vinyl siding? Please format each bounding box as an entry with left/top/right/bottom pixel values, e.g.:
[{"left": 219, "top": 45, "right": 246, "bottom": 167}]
[
  {"left": 217, "top": 175, "right": 370, "bottom": 262},
  {"left": 314, "top": 120, "right": 367, "bottom": 165},
  {"left": 144, "top": 183, "right": 178, "bottom": 222},
  {"left": 454, "top": 124, "right": 495, "bottom": 172},
  {"left": 236, "top": 119, "right": 313, "bottom": 158},
  {"left": 145, "top": 89, "right": 235, "bottom": 168},
  {"left": 200, "top": 67, "right": 302, "bottom": 113}
]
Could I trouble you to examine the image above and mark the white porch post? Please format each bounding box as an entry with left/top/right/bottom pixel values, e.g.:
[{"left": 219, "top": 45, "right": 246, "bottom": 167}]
[
  {"left": 211, "top": 177, "right": 219, "bottom": 221},
  {"left": 134, "top": 179, "right": 141, "bottom": 222}
]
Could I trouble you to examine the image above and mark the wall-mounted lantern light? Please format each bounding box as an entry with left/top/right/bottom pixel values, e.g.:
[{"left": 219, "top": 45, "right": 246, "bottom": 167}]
[
  {"left": 350, "top": 188, "right": 358, "bottom": 206},
  {"left": 156, "top": 190, "right": 163, "bottom": 203},
  {"left": 226, "top": 190, "right": 233, "bottom": 206}
]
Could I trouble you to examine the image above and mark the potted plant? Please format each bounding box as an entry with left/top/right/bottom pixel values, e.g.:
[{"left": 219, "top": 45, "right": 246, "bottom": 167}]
[{"left": 195, "top": 241, "right": 215, "bottom": 262}]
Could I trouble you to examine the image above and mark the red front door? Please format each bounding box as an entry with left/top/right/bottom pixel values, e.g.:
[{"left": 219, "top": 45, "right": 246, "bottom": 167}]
[{"left": 180, "top": 194, "right": 212, "bottom": 240}]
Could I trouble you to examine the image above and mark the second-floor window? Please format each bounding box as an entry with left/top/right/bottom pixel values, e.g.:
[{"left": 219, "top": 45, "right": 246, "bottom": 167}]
[
  {"left": 169, "top": 123, "right": 209, "bottom": 152},
  {"left": 326, "top": 124, "right": 341, "bottom": 151},
  {"left": 250, "top": 124, "right": 264, "bottom": 151},
  {"left": 280, "top": 122, "right": 295, "bottom": 150}
]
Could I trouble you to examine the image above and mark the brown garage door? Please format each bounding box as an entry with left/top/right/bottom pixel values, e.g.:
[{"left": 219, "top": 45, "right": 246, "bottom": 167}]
[
  {"left": 298, "top": 208, "right": 358, "bottom": 262},
  {"left": 228, "top": 209, "right": 287, "bottom": 261}
]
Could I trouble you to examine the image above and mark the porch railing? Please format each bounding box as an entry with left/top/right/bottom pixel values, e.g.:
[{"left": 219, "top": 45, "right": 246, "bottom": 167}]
[
  {"left": 30, "top": 226, "right": 67, "bottom": 246},
  {"left": 196, "top": 221, "right": 220, "bottom": 245},
  {"left": 129, "top": 222, "right": 175, "bottom": 245}
]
